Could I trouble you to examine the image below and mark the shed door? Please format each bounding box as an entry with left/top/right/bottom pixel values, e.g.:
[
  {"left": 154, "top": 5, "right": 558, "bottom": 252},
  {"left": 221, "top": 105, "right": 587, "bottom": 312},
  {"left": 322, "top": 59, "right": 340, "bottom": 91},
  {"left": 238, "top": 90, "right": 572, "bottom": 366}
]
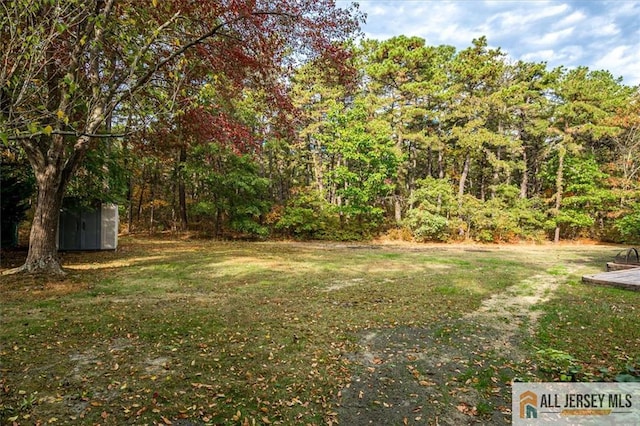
[
  {"left": 59, "top": 209, "right": 81, "bottom": 250},
  {"left": 80, "top": 209, "right": 101, "bottom": 250}
]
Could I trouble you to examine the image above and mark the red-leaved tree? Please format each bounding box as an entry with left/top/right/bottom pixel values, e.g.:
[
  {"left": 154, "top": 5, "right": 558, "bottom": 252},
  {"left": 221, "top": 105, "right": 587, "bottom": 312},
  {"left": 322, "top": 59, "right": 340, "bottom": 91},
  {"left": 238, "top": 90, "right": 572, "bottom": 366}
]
[{"left": 0, "top": 0, "right": 362, "bottom": 274}]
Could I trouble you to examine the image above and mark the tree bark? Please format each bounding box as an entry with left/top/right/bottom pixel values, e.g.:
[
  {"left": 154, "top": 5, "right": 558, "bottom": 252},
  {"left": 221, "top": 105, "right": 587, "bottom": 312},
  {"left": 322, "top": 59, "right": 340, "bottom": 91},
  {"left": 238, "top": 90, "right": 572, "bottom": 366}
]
[
  {"left": 178, "top": 146, "right": 188, "bottom": 231},
  {"left": 22, "top": 167, "right": 66, "bottom": 274},
  {"left": 520, "top": 149, "right": 529, "bottom": 199},
  {"left": 394, "top": 129, "right": 405, "bottom": 224},
  {"left": 310, "top": 135, "right": 325, "bottom": 195},
  {"left": 490, "top": 147, "right": 501, "bottom": 199},
  {"left": 125, "top": 148, "right": 134, "bottom": 233},
  {"left": 19, "top": 134, "right": 91, "bottom": 274},
  {"left": 394, "top": 195, "right": 402, "bottom": 224},
  {"left": 458, "top": 150, "right": 471, "bottom": 207},
  {"left": 554, "top": 148, "right": 565, "bottom": 244}
]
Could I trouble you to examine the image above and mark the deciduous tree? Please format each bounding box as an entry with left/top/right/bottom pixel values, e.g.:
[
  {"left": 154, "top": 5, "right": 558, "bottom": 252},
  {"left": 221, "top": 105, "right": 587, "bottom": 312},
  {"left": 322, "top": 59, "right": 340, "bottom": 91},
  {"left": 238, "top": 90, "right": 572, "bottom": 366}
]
[{"left": 1, "top": 0, "right": 361, "bottom": 274}]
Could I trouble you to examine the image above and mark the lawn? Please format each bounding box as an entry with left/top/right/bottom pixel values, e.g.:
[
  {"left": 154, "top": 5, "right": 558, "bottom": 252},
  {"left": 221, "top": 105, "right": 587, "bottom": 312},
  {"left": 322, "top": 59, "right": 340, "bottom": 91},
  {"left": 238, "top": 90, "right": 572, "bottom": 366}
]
[{"left": 1, "top": 237, "right": 639, "bottom": 425}]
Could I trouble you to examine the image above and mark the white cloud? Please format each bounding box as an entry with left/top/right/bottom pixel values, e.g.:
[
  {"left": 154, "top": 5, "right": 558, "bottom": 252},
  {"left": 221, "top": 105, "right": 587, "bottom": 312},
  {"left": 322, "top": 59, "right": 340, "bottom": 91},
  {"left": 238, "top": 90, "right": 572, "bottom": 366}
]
[
  {"left": 353, "top": 0, "right": 640, "bottom": 86},
  {"left": 369, "top": 6, "right": 388, "bottom": 16},
  {"left": 593, "top": 45, "right": 640, "bottom": 85},
  {"left": 588, "top": 19, "right": 619, "bottom": 37},
  {"left": 594, "top": 45, "right": 629, "bottom": 68},
  {"left": 557, "top": 45, "right": 584, "bottom": 64},
  {"left": 519, "top": 45, "right": 584, "bottom": 67},
  {"left": 531, "top": 27, "right": 575, "bottom": 46},
  {"left": 521, "top": 49, "right": 560, "bottom": 62},
  {"left": 605, "top": 1, "right": 640, "bottom": 18},
  {"left": 487, "top": 3, "right": 570, "bottom": 31},
  {"left": 554, "top": 10, "right": 586, "bottom": 29},
  {"left": 522, "top": 3, "right": 571, "bottom": 21}
]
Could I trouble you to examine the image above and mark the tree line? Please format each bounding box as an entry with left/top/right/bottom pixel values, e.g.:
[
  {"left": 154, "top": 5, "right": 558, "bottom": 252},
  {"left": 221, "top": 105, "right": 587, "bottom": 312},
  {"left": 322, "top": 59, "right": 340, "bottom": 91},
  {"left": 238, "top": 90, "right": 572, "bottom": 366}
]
[
  {"left": 88, "top": 36, "right": 639, "bottom": 244},
  {"left": 2, "top": 2, "right": 639, "bottom": 277}
]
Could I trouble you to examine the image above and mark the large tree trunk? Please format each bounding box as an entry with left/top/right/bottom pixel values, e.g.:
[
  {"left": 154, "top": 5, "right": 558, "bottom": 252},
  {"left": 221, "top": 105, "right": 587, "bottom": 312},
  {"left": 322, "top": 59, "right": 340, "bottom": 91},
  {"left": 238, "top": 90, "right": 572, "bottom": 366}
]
[
  {"left": 18, "top": 134, "right": 87, "bottom": 275},
  {"left": 15, "top": 132, "right": 94, "bottom": 275},
  {"left": 23, "top": 170, "right": 66, "bottom": 274}
]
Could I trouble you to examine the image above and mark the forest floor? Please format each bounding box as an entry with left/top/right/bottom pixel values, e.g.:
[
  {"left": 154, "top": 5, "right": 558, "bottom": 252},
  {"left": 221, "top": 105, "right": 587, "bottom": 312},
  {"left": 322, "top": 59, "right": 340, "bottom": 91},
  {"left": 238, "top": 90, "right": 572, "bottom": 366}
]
[{"left": 1, "top": 237, "right": 640, "bottom": 425}]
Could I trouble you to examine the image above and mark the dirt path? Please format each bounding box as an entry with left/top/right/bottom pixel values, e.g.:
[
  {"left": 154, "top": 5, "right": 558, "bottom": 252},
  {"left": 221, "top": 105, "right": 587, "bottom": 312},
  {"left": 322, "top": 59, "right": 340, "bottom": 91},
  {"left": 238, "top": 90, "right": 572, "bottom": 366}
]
[{"left": 336, "top": 267, "right": 572, "bottom": 425}]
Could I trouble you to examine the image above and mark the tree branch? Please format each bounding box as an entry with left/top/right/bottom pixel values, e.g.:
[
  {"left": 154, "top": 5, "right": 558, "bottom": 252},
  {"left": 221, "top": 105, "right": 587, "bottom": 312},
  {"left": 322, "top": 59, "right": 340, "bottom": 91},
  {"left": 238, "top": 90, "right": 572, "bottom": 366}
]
[
  {"left": 108, "top": 10, "right": 296, "bottom": 116},
  {"left": 8, "top": 129, "right": 131, "bottom": 141}
]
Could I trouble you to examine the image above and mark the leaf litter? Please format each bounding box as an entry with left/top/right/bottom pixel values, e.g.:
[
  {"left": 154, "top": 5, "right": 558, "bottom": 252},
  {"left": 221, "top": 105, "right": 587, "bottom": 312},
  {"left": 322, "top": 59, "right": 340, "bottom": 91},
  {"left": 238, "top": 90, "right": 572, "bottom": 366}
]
[
  {"left": 1, "top": 240, "right": 629, "bottom": 425},
  {"left": 336, "top": 268, "right": 572, "bottom": 425}
]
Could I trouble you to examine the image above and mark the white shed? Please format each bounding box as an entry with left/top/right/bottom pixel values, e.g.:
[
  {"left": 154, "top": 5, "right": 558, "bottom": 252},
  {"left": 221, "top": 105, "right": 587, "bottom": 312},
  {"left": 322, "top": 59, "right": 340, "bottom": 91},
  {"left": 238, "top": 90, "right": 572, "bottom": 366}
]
[{"left": 58, "top": 203, "right": 118, "bottom": 251}]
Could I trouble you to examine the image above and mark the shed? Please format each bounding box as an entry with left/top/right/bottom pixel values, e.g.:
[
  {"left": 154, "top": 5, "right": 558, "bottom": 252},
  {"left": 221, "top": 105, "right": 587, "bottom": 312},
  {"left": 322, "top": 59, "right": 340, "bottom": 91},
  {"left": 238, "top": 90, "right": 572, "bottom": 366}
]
[{"left": 58, "top": 203, "right": 119, "bottom": 251}]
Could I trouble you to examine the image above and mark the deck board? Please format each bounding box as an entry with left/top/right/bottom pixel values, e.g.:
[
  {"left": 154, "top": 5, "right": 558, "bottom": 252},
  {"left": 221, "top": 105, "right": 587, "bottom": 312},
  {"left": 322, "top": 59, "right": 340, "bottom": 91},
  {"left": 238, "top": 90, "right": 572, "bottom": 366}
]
[{"left": 582, "top": 267, "right": 640, "bottom": 291}]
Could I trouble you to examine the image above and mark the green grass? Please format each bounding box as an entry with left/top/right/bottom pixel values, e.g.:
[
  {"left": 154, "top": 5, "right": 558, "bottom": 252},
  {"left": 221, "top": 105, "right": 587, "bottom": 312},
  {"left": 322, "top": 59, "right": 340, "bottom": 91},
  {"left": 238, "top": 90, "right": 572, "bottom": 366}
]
[
  {"left": 532, "top": 278, "right": 640, "bottom": 381},
  {"left": 0, "top": 238, "right": 637, "bottom": 424}
]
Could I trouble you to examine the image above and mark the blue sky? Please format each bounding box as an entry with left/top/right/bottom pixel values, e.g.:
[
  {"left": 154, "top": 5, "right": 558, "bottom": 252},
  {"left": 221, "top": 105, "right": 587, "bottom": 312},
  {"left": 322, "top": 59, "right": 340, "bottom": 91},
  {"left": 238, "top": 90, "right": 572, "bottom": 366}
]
[{"left": 343, "top": 0, "right": 640, "bottom": 86}]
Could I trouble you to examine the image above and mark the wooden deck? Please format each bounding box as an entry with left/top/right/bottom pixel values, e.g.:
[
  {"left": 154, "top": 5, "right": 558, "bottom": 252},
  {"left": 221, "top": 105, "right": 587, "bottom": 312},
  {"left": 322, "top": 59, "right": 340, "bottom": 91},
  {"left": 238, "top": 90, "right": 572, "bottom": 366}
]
[{"left": 582, "top": 267, "right": 640, "bottom": 291}]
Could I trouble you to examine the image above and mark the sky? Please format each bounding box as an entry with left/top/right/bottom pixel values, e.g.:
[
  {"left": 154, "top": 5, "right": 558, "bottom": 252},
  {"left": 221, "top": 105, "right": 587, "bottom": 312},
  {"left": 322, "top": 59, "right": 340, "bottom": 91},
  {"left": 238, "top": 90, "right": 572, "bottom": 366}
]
[{"left": 342, "top": 0, "right": 640, "bottom": 86}]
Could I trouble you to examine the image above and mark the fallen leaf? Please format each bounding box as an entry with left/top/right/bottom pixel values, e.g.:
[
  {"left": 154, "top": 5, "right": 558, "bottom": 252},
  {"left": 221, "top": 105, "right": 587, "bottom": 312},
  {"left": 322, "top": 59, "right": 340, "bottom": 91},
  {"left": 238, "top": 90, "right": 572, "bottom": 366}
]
[
  {"left": 191, "top": 382, "right": 215, "bottom": 390},
  {"left": 456, "top": 402, "right": 478, "bottom": 416}
]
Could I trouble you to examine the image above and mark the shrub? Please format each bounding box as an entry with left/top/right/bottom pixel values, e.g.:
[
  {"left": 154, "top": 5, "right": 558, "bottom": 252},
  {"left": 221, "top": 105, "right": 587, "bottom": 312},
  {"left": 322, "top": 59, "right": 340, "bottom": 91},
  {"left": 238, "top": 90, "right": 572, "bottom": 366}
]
[
  {"left": 274, "top": 188, "right": 334, "bottom": 239},
  {"left": 404, "top": 177, "right": 457, "bottom": 241},
  {"left": 616, "top": 207, "right": 640, "bottom": 244},
  {"left": 403, "top": 209, "right": 449, "bottom": 242}
]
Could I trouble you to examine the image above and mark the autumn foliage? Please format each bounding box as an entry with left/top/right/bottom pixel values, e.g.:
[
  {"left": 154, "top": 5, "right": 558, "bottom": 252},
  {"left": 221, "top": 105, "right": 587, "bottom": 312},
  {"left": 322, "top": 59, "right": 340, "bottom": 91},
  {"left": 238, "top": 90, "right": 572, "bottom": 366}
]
[{"left": 0, "top": 0, "right": 362, "bottom": 273}]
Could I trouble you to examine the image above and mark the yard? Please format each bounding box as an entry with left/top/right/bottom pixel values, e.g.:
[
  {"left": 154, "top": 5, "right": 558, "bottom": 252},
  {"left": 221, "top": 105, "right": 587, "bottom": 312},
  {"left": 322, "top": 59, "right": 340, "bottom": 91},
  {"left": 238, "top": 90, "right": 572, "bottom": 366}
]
[{"left": 1, "top": 238, "right": 639, "bottom": 425}]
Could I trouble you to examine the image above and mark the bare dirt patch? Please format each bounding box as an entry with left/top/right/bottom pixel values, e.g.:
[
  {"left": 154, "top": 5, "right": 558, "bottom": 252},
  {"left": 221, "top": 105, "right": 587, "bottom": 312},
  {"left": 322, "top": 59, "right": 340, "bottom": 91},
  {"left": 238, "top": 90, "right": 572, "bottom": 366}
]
[
  {"left": 325, "top": 278, "right": 365, "bottom": 292},
  {"left": 337, "top": 268, "right": 571, "bottom": 425}
]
